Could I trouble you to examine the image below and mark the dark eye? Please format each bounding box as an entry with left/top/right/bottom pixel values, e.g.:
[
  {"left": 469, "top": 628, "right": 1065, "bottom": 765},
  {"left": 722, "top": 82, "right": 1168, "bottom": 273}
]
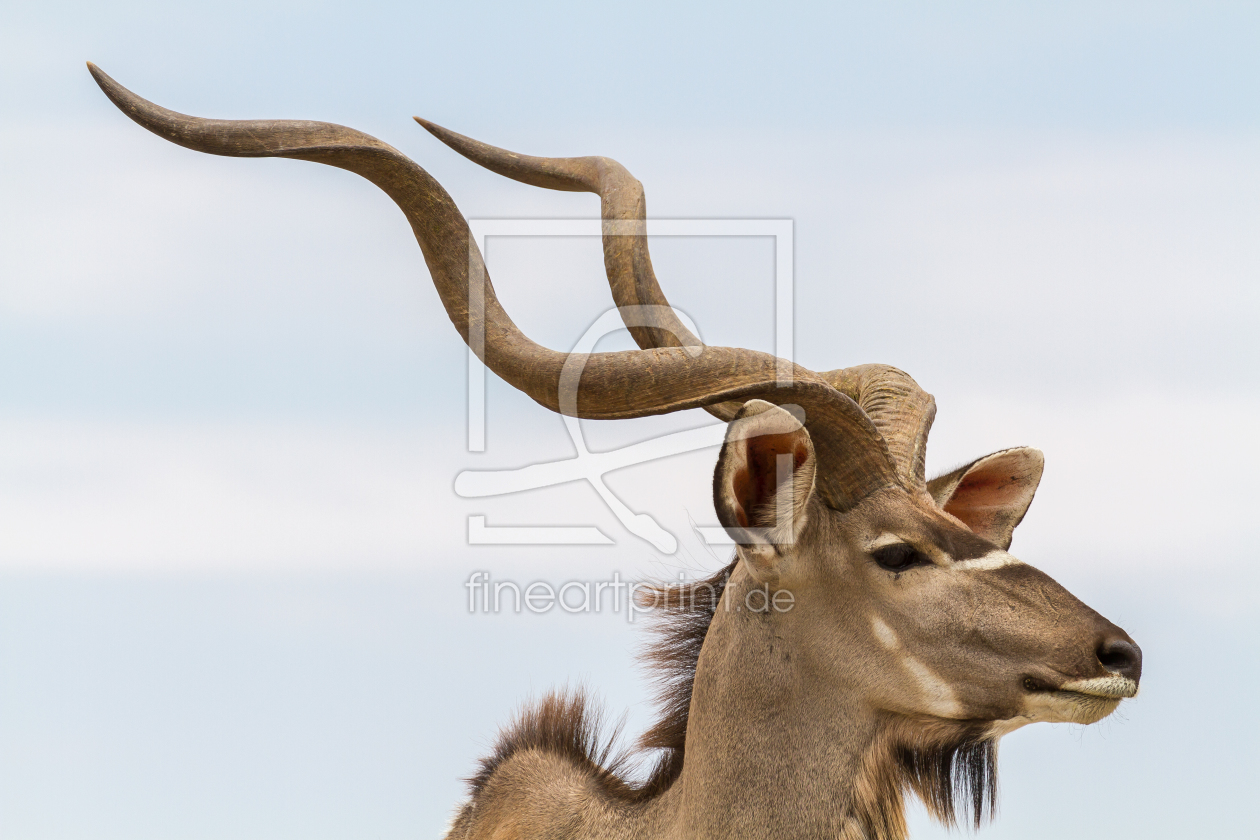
[{"left": 872, "top": 543, "right": 931, "bottom": 572}]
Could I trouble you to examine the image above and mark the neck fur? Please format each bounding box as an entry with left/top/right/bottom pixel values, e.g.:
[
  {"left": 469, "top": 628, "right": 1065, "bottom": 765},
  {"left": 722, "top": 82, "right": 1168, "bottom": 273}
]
[
  {"left": 656, "top": 568, "right": 995, "bottom": 840},
  {"left": 656, "top": 569, "right": 900, "bottom": 840}
]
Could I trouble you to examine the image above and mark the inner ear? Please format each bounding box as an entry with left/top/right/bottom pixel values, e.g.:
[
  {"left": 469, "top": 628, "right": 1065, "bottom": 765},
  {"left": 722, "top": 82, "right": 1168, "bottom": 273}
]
[
  {"left": 928, "top": 447, "right": 1043, "bottom": 550},
  {"left": 713, "top": 401, "right": 817, "bottom": 561},
  {"left": 731, "top": 430, "right": 811, "bottom": 528}
]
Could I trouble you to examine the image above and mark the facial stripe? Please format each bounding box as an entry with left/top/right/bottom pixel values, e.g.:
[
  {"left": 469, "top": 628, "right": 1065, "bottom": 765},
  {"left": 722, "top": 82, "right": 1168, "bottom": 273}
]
[
  {"left": 866, "top": 533, "right": 906, "bottom": 552},
  {"left": 903, "top": 655, "right": 964, "bottom": 718},
  {"left": 952, "top": 550, "right": 1023, "bottom": 571},
  {"left": 871, "top": 616, "right": 899, "bottom": 650},
  {"left": 871, "top": 616, "right": 963, "bottom": 718},
  {"left": 866, "top": 535, "right": 1025, "bottom": 570},
  {"left": 865, "top": 533, "right": 951, "bottom": 565},
  {"left": 940, "top": 523, "right": 1000, "bottom": 561}
]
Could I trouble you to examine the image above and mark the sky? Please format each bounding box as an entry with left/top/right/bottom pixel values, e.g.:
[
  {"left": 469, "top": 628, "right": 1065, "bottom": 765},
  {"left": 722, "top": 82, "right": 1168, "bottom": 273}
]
[{"left": 1, "top": 2, "right": 1258, "bottom": 838}]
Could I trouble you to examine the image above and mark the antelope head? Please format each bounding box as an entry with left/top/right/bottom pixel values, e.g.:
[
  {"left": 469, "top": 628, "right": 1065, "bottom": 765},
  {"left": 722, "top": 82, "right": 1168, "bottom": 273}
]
[
  {"left": 89, "top": 63, "right": 1141, "bottom": 839},
  {"left": 714, "top": 402, "right": 1140, "bottom": 731}
]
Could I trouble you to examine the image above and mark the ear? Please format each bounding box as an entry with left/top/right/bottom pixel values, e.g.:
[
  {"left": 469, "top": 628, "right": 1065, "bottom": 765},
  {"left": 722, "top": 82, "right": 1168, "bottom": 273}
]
[
  {"left": 713, "top": 400, "right": 817, "bottom": 579},
  {"left": 927, "top": 447, "right": 1044, "bottom": 550}
]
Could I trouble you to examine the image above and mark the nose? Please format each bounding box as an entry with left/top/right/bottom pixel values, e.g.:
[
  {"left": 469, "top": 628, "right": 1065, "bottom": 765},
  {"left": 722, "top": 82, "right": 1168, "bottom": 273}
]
[{"left": 1096, "top": 633, "right": 1143, "bottom": 682}]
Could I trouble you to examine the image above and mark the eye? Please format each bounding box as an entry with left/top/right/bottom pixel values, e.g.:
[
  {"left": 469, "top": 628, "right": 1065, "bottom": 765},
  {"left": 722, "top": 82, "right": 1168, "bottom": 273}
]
[{"left": 871, "top": 543, "right": 931, "bottom": 573}]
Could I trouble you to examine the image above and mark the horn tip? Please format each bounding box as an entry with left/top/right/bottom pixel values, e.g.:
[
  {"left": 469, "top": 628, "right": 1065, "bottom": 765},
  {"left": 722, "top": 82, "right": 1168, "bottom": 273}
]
[
  {"left": 85, "top": 61, "right": 121, "bottom": 99},
  {"left": 413, "top": 116, "right": 446, "bottom": 138}
]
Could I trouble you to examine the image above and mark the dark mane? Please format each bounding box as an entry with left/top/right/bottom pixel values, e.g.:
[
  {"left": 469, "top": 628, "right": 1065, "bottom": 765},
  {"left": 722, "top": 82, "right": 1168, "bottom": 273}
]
[
  {"left": 632, "top": 559, "right": 739, "bottom": 796},
  {"left": 466, "top": 691, "right": 635, "bottom": 800},
  {"left": 464, "top": 558, "right": 998, "bottom": 834}
]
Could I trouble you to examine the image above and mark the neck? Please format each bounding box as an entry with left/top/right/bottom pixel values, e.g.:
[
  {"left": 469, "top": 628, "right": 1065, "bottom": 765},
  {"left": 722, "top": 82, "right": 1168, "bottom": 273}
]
[{"left": 654, "top": 571, "right": 909, "bottom": 840}]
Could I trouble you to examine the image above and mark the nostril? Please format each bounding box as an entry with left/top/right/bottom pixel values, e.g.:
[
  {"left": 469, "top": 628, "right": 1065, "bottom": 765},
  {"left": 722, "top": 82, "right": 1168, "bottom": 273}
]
[{"left": 1097, "top": 637, "right": 1143, "bottom": 681}]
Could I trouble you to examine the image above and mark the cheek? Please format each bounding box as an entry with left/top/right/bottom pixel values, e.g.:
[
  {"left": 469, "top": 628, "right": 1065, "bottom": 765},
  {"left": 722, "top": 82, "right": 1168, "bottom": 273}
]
[
  {"left": 811, "top": 577, "right": 960, "bottom": 717},
  {"left": 792, "top": 571, "right": 1029, "bottom": 720},
  {"left": 875, "top": 578, "right": 1029, "bottom": 717}
]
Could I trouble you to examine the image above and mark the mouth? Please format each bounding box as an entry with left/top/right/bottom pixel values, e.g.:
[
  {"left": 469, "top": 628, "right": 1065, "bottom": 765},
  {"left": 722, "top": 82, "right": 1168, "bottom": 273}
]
[
  {"left": 1017, "top": 674, "right": 1138, "bottom": 725},
  {"left": 1057, "top": 674, "right": 1139, "bottom": 700}
]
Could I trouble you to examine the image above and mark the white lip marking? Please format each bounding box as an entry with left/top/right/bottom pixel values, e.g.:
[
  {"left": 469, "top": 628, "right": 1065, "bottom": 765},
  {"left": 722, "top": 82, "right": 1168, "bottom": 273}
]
[
  {"left": 953, "top": 550, "right": 1022, "bottom": 571},
  {"left": 1059, "top": 674, "right": 1139, "bottom": 699},
  {"left": 1020, "top": 685, "right": 1126, "bottom": 725}
]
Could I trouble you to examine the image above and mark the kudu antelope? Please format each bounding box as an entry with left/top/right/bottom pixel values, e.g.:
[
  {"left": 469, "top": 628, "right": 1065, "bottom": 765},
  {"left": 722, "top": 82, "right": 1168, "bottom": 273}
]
[{"left": 89, "top": 64, "right": 1142, "bottom": 840}]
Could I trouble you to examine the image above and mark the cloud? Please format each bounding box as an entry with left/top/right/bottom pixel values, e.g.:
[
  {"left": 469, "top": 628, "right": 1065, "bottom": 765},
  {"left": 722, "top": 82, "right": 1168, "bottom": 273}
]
[{"left": 3, "top": 382, "right": 1254, "bottom": 576}]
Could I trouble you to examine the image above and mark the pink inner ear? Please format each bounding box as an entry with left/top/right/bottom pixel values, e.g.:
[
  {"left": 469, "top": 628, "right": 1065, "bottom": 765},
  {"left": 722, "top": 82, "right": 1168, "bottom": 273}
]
[
  {"left": 940, "top": 451, "right": 1041, "bottom": 547},
  {"left": 736, "top": 432, "right": 808, "bottom": 526},
  {"left": 943, "top": 472, "right": 1022, "bottom": 536}
]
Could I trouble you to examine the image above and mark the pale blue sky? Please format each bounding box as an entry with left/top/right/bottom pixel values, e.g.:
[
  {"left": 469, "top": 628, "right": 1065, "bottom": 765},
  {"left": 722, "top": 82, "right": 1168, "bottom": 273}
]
[{"left": 2, "top": 2, "right": 1258, "bottom": 838}]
